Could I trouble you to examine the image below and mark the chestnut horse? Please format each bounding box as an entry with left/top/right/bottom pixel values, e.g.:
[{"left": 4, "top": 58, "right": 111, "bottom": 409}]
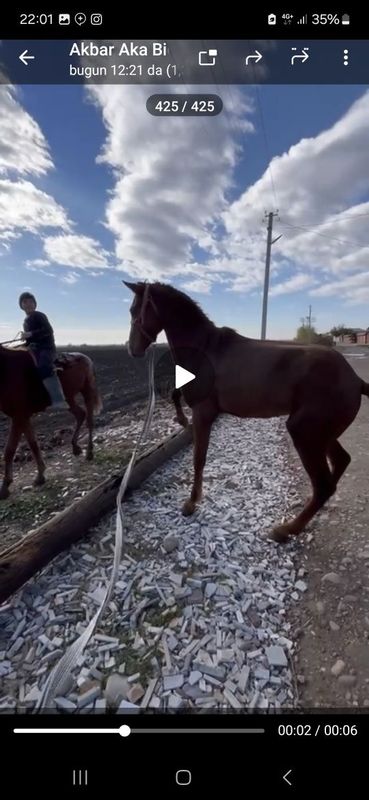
[
  {"left": 124, "top": 280, "right": 369, "bottom": 542},
  {"left": 0, "top": 346, "right": 102, "bottom": 499}
]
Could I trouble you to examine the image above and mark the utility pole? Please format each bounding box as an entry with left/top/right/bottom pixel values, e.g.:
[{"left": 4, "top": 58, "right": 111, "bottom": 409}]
[
  {"left": 300, "top": 305, "right": 316, "bottom": 343},
  {"left": 307, "top": 305, "right": 312, "bottom": 330},
  {"left": 260, "top": 211, "right": 282, "bottom": 340}
]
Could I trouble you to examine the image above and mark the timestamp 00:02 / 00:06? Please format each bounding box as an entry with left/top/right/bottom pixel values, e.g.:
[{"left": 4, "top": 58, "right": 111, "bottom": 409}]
[{"left": 278, "top": 724, "right": 358, "bottom": 736}]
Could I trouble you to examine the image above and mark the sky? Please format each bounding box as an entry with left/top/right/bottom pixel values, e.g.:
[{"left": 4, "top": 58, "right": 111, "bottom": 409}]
[{"left": 1, "top": 79, "right": 369, "bottom": 345}]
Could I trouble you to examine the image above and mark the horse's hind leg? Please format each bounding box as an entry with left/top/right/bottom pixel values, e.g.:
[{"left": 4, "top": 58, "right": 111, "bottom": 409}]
[
  {"left": 271, "top": 411, "right": 336, "bottom": 542},
  {"left": 23, "top": 420, "right": 46, "bottom": 487},
  {"left": 327, "top": 439, "right": 351, "bottom": 484},
  {"left": 182, "top": 403, "right": 217, "bottom": 516},
  {"left": 0, "top": 420, "right": 23, "bottom": 500},
  {"left": 69, "top": 401, "right": 86, "bottom": 456}
]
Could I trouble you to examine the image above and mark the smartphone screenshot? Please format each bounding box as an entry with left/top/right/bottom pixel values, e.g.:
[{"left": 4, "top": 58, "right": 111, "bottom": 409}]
[{"left": 0, "top": 6, "right": 367, "bottom": 795}]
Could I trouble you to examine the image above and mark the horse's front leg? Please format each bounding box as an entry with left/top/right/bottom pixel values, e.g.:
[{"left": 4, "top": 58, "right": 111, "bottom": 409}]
[
  {"left": 23, "top": 420, "right": 46, "bottom": 487},
  {"left": 0, "top": 419, "right": 23, "bottom": 500},
  {"left": 182, "top": 403, "right": 217, "bottom": 516}
]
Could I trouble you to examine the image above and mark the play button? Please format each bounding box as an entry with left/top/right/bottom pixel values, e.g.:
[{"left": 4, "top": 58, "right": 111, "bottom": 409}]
[
  {"left": 153, "top": 345, "right": 215, "bottom": 405},
  {"left": 175, "top": 365, "right": 195, "bottom": 389}
]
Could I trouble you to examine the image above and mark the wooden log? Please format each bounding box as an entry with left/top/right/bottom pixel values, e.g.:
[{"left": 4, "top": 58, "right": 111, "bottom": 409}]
[{"left": 0, "top": 426, "right": 192, "bottom": 604}]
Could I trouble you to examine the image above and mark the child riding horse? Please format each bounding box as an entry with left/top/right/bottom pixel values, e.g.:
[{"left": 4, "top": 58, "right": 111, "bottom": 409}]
[{"left": 19, "top": 292, "right": 67, "bottom": 409}]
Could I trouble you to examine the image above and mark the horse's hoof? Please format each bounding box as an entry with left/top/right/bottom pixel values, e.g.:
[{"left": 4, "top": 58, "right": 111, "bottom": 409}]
[
  {"left": 34, "top": 475, "right": 46, "bottom": 487},
  {"left": 73, "top": 445, "right": 82, "bottom": 457},
  {"left": 269, "top": 524, "right": 290, "bottom": 543},
  {"left": 173, "top": 414, "right": 187, "bottom": 428},
  {"left": 182, "top": 499, "right": 196, "bottom": 516},
  {"left": 86, "top": 451, "right": 93, "bottom": 462}
]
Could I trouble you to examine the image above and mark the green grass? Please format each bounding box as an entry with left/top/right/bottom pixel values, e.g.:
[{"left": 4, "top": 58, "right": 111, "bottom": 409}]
[
  {"left": 0, "top": 480, "right": 63, "bottom": 526},
  {"left": 92, "top": 446, "right": 132, "bottom": 469}
]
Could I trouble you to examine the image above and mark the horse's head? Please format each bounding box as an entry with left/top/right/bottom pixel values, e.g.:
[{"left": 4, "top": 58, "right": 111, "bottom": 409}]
[{"left": 123, "top": 281, "right": 163, "bottom": 357}]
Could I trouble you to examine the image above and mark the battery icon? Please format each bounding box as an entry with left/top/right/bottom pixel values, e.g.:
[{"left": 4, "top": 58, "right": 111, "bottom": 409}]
[{"left": 342, "top": 14, "right": 350, "bottom": 25}]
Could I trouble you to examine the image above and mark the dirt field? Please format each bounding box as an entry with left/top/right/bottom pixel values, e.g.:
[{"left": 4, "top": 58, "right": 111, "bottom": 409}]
[
  {"left": 292, "top": 346, "right": 369, "bottom": 709},
  {"left": 0, "top": 344, "right": 175, "bottom": 549},
  {"left": 0, "top": 343, "right": 173, "bottom": 446}
]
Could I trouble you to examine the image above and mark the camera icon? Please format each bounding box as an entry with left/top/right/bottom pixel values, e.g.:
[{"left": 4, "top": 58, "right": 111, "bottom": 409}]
[{"left": 91, "top": 12, "right": 103, "bottom": 25}]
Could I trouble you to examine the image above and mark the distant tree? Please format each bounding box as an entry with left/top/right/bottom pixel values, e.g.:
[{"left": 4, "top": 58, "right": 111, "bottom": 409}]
[
  {"left": 315, "top": 333, "right": 334, "bottom": 347},
  {"left": 295, "top": 324, "right": 318, "bottom": 343},
  {"left": 330, "top": 324, "right": 354, "bottom": 338},
  {"left": 295, "top": 325, "right": 333, "bottom": 346}
]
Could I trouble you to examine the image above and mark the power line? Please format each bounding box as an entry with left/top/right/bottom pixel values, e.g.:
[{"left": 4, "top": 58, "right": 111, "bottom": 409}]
[
  {"left": 287, "top": 210, "right": 369, "bottom": 227},
  {"left": 279, "top": 220, "right": 369, "bottom": 250},
  {"left": 254, "top": 85, "right": 278, "bottom": 209}
]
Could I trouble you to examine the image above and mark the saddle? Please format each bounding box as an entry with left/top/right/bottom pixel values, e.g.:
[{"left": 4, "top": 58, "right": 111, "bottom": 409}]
[{"left": 24, "top": 350, "right": 78, "bottom": 372}]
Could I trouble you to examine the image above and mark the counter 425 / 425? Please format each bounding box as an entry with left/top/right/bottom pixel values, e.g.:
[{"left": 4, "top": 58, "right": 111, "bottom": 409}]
[
  {"left": 146, "top": 95, "right": 223, "bottom": 117},
  {"left": 278, "top": 724, "right": 358, "bottom": 736}
]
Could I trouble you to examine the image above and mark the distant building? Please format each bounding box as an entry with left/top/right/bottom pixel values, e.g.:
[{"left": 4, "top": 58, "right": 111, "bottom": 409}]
[
  {"left": 340, "top": 328, "right": 369, "bottom": 344},
  {"left": 356, "top": 329, "right": 369, "bottom": 345}
]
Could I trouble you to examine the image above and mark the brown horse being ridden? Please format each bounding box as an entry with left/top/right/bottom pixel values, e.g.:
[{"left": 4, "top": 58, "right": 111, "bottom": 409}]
[
  {"left": 124, "top": 280, "right": 369, "bottom": 543},
  {"left": 0, "top": 346, "right": 103, "bottom": 500}
]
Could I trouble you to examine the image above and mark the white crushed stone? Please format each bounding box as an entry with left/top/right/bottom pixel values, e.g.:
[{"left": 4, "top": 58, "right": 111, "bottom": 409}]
[{"left": 0, "top": 412, "right": 303, "bottom": 713}]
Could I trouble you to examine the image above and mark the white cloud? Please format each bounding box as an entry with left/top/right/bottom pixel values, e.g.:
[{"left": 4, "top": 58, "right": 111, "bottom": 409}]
[
  {"left": 0, "top": 179, "right": 70, "bottom": 238},
  {"left": 0, "top": 86, "right": 53, "bottom": 176},
  {"left": 0, "top": 229, "right": 21, "bottom": 242},
  {"left": 86, "top": 85, "right": 369, "bottom": 301},
  {"left": 180, "top": 278, "right": 212, "bottom": 294},
  {"left": 222, "top": 91, "right": 369, "bottom": 294},
  {"left": 25, "top": 258, "right": 51, "bottom": 268},
  {"left": 270, "top": 273, "right": 318, "bottom": 297},
  {"left": 87, "top": 83, "right": 253, "bottom": 279},
  {"left": 0, "top": 88, "right": 70, "bottom": 252},
  {"left": 310, "top": 270, "right": 369, "bottom": 304},
  {"left": 0, "top": 87, "right": 111, "bottom": 274},
  {"left": 61, "top": 271, "right": 79, "bottom": 285},
  {"left": 43, "top": 234, "right": 112, "bottom": 269}
]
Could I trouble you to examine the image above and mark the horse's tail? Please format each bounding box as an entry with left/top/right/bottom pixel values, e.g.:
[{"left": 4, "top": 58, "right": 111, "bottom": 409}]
[
  {"left": 361, "top": 379, "right": 369, "bottom": 397},
  {"left": 86, "top": 360, "right": 103, "bottom": 414}
]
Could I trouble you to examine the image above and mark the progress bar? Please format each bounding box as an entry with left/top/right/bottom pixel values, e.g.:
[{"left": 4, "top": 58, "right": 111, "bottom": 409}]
[{"left": 14, "top": 726, "right": 265, "bottom": 736}]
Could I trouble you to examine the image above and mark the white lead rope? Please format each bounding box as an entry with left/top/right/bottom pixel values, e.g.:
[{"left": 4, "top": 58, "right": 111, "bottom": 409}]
[{"left": 36, "top": 346, "right": 156, "bottom": 711}]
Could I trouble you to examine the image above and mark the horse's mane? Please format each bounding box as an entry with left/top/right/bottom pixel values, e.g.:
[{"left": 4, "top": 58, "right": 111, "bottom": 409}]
[
  {"left": 150, "top": 283, "right": 213, "bottom": 327},
  {"left": 150, "top": 283, "right": 243, "bottom": 346}
]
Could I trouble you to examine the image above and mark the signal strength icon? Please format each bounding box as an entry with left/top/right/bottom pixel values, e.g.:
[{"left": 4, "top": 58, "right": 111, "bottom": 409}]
[{"left": 297, "top": 14, "right": 308, "bottom": 24}]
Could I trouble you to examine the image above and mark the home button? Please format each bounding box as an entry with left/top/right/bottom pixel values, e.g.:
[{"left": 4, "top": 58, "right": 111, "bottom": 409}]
[{"left": 175, "top": 769, "right": 192, "bottom": 786}]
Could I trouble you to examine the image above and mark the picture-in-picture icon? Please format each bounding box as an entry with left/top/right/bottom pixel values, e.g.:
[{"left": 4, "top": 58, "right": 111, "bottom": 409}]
[{"left": 198, "top": 49, "right": 217, "bottom": 66}]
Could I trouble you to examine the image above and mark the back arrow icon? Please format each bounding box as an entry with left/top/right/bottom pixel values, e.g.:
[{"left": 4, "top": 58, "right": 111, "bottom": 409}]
[
  {"left": 245, "top": 50, "right": 262, "bottom": 66},
  {"left": 19, "top": 50, "right": 35, "bottom": 66},
  {"left": 283, "top": 769, "right": 292, "bottom": 786}
]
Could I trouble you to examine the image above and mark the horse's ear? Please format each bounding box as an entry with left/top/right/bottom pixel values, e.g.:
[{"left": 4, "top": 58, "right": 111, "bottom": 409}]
[{"left": 122, "top": 281, "right": 145, "bottom": 295}]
